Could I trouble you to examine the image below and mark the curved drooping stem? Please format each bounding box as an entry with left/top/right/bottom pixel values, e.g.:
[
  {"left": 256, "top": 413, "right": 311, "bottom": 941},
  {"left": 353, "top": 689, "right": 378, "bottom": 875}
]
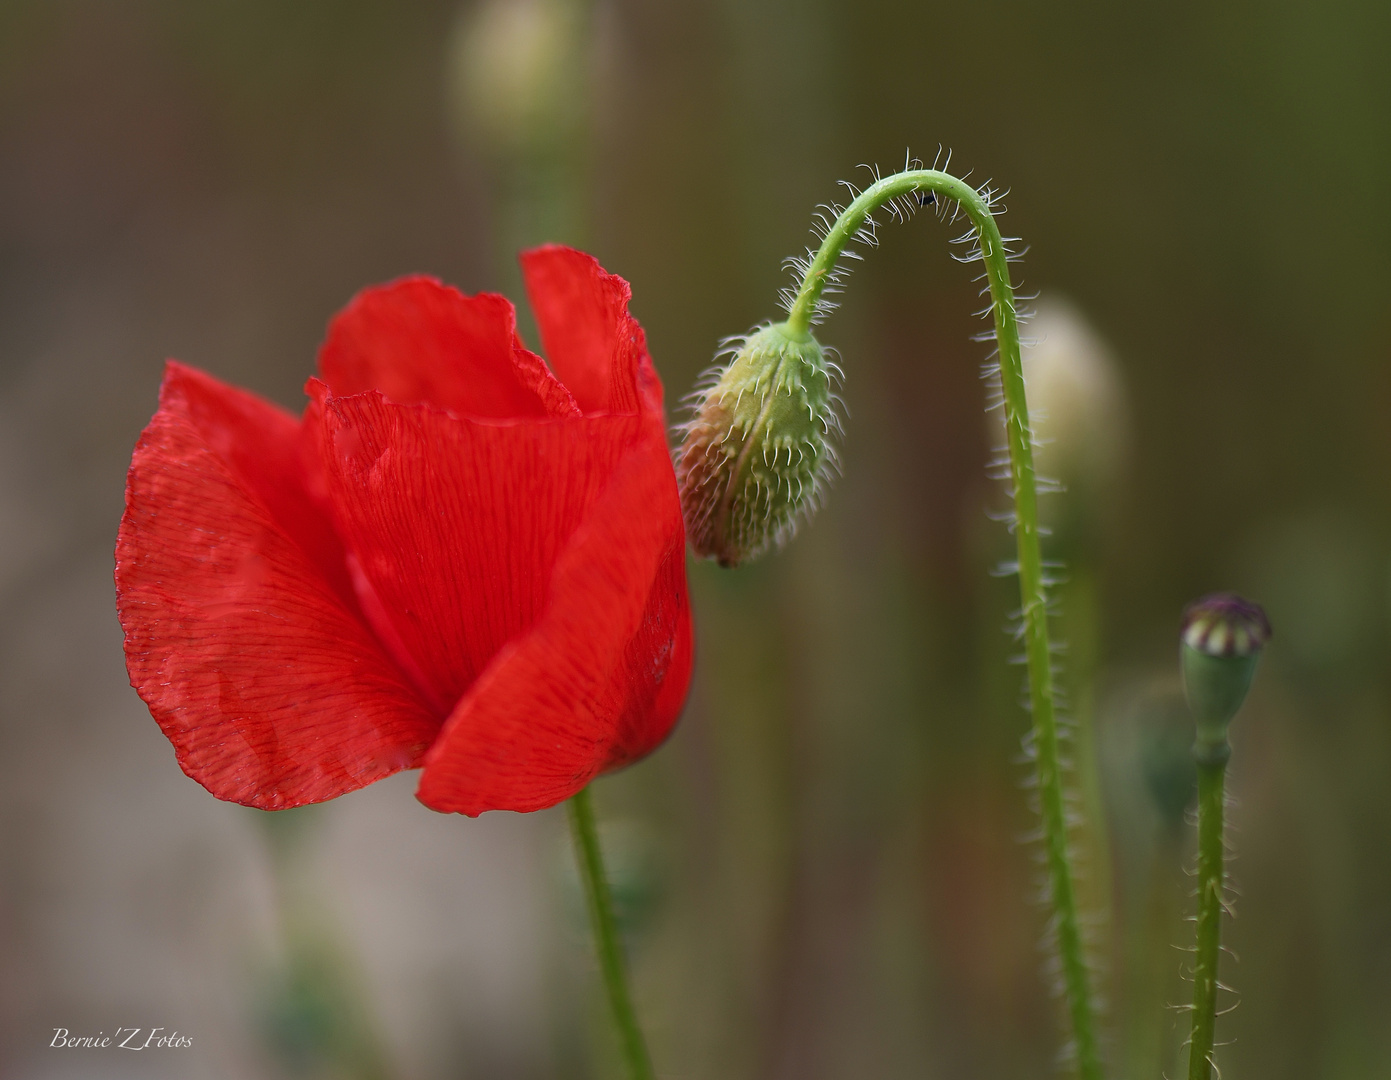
[
  {"left": 568, "top": 785, "right": 657, "bottom": 1080},
  {"left": 788, "top": 169, "right": 1102, "bottom": 1080},
  {"left": 1187, "top": 741, "right": 1230, "bottom": 1080}
]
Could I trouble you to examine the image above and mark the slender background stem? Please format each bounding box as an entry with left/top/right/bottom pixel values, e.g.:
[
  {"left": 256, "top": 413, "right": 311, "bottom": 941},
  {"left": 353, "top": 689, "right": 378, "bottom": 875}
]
[
  {"left": 1187, "top": 750, "right": 1229, "bottom": 1080},
  {"left": 568, "top": 785, "right": 657, "bottom": 1080},
  {"left": 787, "top": 168, "right": 1102, "bottom": 1080}
]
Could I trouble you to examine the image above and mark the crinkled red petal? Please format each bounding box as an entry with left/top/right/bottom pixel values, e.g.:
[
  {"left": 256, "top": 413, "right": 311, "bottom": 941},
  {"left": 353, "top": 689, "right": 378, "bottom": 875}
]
[
  {"left": 415, "top": 424, "right": 693, "bottom": 815},
  {"left": 318, "top": 275, "right": 580, "bottom": 420},
  {"left": 115, "top": 362, "right": 439, "bottom": 809},
  {"left": 304, "top": 380, "right": 648, "bottom": 718},
  {"left": 520, "top": 246, "right": 648, "bottom": 416}
]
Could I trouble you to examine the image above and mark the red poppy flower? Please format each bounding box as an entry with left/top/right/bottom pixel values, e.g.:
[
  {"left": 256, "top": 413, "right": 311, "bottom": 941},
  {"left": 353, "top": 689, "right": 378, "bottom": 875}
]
[{"left": 115, "top": 247, "right": 693, "bottom": 816}]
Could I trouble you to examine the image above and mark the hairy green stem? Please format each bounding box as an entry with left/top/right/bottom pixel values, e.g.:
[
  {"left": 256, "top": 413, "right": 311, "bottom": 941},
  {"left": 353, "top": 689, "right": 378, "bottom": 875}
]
[
  {"left": 1187, "top": 745, "right": 1229, "bottom": 1080},
  {"left": 788, "top": 168, "right": 1102, "bottom": 1080},
  {"left": 567, "top": 786, "right": 656, "bottom": 1080}
]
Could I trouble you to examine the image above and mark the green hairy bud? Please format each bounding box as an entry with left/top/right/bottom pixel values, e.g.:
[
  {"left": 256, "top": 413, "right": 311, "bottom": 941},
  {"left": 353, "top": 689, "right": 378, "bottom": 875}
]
[{"left": 676, "top": 322, "right": 842, "bottom": 567}]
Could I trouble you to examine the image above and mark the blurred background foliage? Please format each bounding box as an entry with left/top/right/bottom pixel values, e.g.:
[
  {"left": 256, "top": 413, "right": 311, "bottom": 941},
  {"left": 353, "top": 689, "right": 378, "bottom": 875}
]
[{"left": 1, "top": 0, "right": 1388, "bottom": 1078}]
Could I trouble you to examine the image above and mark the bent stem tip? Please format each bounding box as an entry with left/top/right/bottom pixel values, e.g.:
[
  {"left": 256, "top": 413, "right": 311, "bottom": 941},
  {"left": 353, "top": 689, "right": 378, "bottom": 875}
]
[{"left": 788, "top": 165, "right": 1102, "bottom": 1080}]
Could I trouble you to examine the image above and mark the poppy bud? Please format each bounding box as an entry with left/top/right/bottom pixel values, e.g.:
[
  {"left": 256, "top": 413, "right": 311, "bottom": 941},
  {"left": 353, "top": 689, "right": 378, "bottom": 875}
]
[
  {"left": 1180, "top": 593, "right": 1271, "bottom": 748},
  {"left": 1004, "top": 297, "right": 1129, "bottom": 557},
  {"left": 1137, "top": 688, "right": 1198, "bottom": 834},
  {"left": 448, "top": 0, "right": 584, "bottom": 159},
  {"left": 676, "top": 322, "right": 840, "bottom": 567}
]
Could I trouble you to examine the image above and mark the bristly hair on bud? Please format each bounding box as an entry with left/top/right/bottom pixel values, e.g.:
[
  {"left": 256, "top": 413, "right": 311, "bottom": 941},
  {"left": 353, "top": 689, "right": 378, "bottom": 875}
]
[{"left": 675, "top": 321, "right": 843, "bottom": 567}]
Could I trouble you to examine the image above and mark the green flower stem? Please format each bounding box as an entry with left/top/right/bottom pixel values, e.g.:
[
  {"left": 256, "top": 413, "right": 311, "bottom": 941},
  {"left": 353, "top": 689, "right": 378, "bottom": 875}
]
[
  {"left": 567, "top": 785, "right": 656, "bottom": 1080},
  {"left": 788, "top": 169, "right": 1102, "bottom": 1080},
  {"left": 1187, "top": 744, "right": 1230, "bottom": 1080}
]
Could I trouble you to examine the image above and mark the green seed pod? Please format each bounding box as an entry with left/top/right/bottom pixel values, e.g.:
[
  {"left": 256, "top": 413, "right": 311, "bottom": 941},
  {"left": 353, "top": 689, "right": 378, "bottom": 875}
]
[
  {"left": 1180, "top": 592, "right": 1271, "bottom": 746},
  {"left": 676, "top": 322, "right": 841, "bottom": 567}
]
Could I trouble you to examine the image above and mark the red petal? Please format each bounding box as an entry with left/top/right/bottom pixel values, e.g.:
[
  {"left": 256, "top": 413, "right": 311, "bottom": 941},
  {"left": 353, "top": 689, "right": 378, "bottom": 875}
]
[
  {"left": 416, "top": 424, "right": 693, "bottom": 815},
  {"left": 116, "top": 362, "right": 439, "bottom": 808},
  {"left": 305, "top": 380, "right": 651, "bottom": 717},
  {"left": 318, "top": 276, "right": 580, "bottom": 420},
  {"left": 520, "top": 246, "right": 649, "bottom": 416}
]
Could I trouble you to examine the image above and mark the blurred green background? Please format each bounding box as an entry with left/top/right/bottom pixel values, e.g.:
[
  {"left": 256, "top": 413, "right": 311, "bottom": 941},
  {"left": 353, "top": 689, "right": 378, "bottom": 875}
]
[{"left": 1, "top": 1, "right": 1388, "bottom": 1078}]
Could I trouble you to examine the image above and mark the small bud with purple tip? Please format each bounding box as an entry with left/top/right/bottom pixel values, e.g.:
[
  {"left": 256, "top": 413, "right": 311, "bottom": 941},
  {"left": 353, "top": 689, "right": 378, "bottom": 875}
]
[{"left": 1180, "top": 592, "right": 1271, "bottom": 752}]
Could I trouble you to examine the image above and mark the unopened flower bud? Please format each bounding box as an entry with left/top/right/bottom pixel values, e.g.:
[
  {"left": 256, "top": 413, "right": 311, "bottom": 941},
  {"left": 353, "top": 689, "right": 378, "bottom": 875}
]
[
  {"left": 1018, "top": 297, "right": 1127, "bottom": 496},
  {"left": 1136, "top": 688, "right": 1198, "bottom": 834},
  {"left": 989, "top": 296, "right": 1128, "bottom": 556},
  {"left": 676, "top": 322, "right": 840, "bottom": 567},
  {"left": 448, "top": 0, "right": 584, "bottom": 158},
  {"left": 1180, "top": 593, "right": 1271, "bottom": 746}
]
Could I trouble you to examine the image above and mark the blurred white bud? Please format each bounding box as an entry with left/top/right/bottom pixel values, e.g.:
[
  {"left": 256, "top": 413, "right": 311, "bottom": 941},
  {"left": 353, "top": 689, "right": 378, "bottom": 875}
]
[
  {"left": 991, "top": 296, "right": 1128, "bottom": 551},
  {"left": 1020, "top": 296, "right": 1127, "bottom": 498},
  {"left": 447, "top": 0, "right": 586, "bottom": 158}
]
